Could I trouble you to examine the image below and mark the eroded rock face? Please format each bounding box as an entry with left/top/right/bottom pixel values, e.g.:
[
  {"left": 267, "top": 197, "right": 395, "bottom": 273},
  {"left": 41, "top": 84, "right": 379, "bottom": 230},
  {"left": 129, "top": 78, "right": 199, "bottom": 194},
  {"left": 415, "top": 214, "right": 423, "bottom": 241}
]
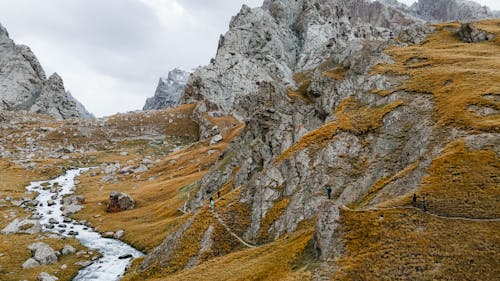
[
  {"left": 106, "top": 191, "right": 135, "bottom": 212},
  {"left": 143, "top": 68, "right": 190, "bottom": 110},
  {"left": 457, "top": 22, "right": 494, "bottom": 42},
  {"left": 180, "top": 0, "right": 429, "bottom": 116},
  {"left": 0, "top": 22, "right": 93, "bottom": 119}
]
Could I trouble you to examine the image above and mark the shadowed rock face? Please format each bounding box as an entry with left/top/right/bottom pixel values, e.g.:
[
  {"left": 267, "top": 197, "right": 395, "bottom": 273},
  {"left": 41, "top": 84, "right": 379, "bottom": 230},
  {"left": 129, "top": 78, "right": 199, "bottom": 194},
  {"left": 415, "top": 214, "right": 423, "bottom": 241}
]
[
  {"left": 143, "top": 68, "right": 190, "bottom": 110},
  {"left": 0, "top": 23, "right": 93, "bottom": 120}
]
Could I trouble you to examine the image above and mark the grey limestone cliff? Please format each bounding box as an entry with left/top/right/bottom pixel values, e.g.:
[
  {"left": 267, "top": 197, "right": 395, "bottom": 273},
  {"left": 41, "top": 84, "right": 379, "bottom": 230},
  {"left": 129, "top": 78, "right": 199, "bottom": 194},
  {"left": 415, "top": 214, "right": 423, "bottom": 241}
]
[
  {"left": 0, "top": 23, "right": 93, "bottom": 119},
  {"left": 143, "top": 68, "right": 190, "bottom": 110}
]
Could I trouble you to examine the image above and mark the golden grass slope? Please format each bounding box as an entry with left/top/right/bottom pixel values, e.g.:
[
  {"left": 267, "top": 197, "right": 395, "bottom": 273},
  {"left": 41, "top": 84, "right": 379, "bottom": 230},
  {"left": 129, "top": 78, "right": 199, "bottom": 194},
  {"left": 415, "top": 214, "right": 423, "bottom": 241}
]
[{"left": 372, "top": 20, "right": 500, "bottom": 132}]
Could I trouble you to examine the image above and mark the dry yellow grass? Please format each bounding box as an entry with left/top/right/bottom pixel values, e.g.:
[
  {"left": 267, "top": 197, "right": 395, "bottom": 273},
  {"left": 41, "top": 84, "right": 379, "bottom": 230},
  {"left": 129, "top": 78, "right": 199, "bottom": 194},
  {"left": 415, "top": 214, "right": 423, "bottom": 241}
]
[
  {"left": 333, "top": 208, "right": 499, "bottom": 280},
  {"left": 371, "top": 20, "right": 500, "bottom": 132},
  {"left": 388, "top": 140, "right": 499, "bottom": 218},
  {"left": 71, "top": 118, "right": 245, "bottom": 252},
  {"left": 276, "top": 97, "right": 403, "bottom": 162},
  {"left": 322, "top": 67, "right": 347, "bottom": 80},
  {"left": 147, "top": 227, "right": 315, "bottom": 281},
  {"left": 0, "top": 235, "right": 89, "bottom": 281}
]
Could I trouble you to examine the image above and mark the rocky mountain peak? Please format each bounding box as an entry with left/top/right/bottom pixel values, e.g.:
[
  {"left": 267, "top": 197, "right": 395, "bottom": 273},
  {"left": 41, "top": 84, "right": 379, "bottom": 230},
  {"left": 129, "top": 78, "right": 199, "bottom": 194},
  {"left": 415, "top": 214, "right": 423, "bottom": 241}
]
[
  {"left": 380, "top": 0, "right": 494, "bottom": 22},
  {"left": 143, "top": 68, "right": 190, "bottom": 110},
  {"left": 0, "top": 22, "right": 92, "bottom": 119}
]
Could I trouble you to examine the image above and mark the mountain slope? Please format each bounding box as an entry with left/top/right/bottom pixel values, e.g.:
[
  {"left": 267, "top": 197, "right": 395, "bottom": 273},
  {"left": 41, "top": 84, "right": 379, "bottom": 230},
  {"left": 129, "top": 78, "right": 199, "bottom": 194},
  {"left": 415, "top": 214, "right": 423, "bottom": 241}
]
[
  {"left": 0, "top": 23, "right": 93, "bottom": 119},
  {"left": 130, "top": 0, "right": 499, "bottom": 279}
]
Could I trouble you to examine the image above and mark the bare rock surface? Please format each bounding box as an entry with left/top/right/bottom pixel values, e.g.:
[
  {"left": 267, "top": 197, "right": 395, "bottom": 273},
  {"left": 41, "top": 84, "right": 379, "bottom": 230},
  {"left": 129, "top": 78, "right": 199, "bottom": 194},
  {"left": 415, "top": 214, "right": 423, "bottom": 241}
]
[
  {"left": 0, "top": 23, "right": 92, "bottom": 119},
  {"left": 457, "top": 22, "right": 494, "bottom": 42},
  {"left": 1, "top": 218, "right": 41, "bottom": 234},
  {"left": 143, "top": 68, "right": 190, "bottom": 110}
]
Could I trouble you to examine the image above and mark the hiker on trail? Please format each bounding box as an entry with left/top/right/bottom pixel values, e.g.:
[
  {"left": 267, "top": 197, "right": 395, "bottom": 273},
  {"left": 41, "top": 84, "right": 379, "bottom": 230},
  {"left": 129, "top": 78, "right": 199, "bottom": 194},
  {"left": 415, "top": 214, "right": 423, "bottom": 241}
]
[
  {"left": 217, "top": 191, "right": 221, "bottom": 198},
  {"left": 209, "top": 196, "right": 214, "bottom": 208},
  {"left": 326, "top": 186, "right": 332, "bottom": 199},
  {"left": 413, "top": 193, "right": 417, "bottom": 207},
  {"left": 422, "top": 195, "right": 428, "bottom": 211}
]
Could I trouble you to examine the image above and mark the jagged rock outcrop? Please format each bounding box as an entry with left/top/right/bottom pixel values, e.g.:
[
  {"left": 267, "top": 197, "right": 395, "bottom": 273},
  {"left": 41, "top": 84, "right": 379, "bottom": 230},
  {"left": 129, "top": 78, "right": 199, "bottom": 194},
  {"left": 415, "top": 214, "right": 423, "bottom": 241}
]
[
  {"left": 143, "top": 68, "right": 190, "bottom": 110},
  {"left": 457, "top": 22, "right": 494, "bottom": 42},
  {"left": 380, "top": 0, "right": 494, "bottom": 22},
  {"left": 0, "top": 22, "right": 93, "bottom": 119},
  {"left": 180, "top": 0, "right": 429, "bottom": 116}
]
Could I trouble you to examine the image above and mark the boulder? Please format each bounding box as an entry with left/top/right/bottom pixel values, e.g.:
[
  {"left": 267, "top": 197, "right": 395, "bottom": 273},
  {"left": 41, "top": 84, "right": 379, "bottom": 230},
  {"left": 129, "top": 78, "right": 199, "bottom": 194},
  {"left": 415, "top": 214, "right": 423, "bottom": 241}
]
[
  {"left": 458, "top": 23, "right": 494, "bottom": 43},
  {"left": 28, "top": 242, "right": 58, "bottom": 265},
  {"left": 106, "top": 191, "right": 135, "bottom": 212},
  {"left": 22, "top": 257, "right": 40, "bottom": 268},
  {"left": 102, "top": 231, "right": 115, "bottom": 238},
  {"left": 2, "top": 218, "right": 41, "bottom": 234},
  {"left": 114, "top": 230, "right": 125, "bottom": 239},
  {"left": 61, "top": 245, "right": 76, "bottom": 255},
  {"left": 37, "top": 272, "right": 59, "bottom": 281}
]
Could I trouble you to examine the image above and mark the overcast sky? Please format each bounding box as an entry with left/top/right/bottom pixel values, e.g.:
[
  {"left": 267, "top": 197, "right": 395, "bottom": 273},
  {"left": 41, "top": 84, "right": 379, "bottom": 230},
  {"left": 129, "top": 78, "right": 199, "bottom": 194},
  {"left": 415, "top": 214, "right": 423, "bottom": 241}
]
[{"left": 0, "top": 0, "right": 498, "bottom": 117}]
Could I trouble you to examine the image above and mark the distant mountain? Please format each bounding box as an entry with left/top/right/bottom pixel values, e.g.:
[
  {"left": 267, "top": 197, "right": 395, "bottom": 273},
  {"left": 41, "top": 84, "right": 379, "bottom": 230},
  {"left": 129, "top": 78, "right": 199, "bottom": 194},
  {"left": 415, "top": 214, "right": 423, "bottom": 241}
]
[
  {"left": 380, "top": 0, "right": 494, "bottom": 22},
  {"left": 0, "top": 23, "right": 93, "bottom": 119},
  {"left": 143, "top": 68, "right": 189, "bottom": 110}
]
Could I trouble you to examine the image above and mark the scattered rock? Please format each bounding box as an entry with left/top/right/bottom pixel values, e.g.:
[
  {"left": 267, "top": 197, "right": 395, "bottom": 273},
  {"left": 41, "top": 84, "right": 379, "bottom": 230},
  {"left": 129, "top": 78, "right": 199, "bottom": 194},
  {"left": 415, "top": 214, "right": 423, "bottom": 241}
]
[
  {"left": 133, "top": 164, "right": 148, "bottom": 173},
  {"left": 47, "top": 200, "right": 56, "bottom": 206},
  {"left": 37, "top": 272, "right": 59, "bottom": 281},
  {"left": 28, "top": 242, "right": 58, "bottom": 265},
  {"left": 114, "top": 230, "right": 125, "bottom": 239},
  {"left": 61, "top": 245, "right": 76, "bottom": 255},
  {"left": 75, "top": 260, "right": 93, "bottom": 267},
  {"left": 106, "top": 191, "right": 135, "bottom": 212},
  {"left": 102, "top": 231, "right": 115, "bottom": 238},
  {"left": 22, "top": 257, "right": 40, "bottom": 268}
]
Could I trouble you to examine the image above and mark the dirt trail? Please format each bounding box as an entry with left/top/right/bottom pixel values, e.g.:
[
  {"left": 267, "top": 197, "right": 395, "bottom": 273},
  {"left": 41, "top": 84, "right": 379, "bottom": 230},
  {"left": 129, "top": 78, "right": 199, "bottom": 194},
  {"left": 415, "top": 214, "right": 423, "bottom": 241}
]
[
  {"left": 210, "top": 208, "right": 257, "bottom": 248},
  {"left": 342, "top": 205, "right": 500, "bottom": 222}
]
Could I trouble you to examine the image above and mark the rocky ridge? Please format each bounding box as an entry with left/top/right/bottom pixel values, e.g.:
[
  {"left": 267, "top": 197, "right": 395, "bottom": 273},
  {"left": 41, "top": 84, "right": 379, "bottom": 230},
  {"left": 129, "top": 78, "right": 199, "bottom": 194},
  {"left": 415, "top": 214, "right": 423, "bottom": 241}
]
[
  {"left": 143, "top": 68, "right": 190, "bottom": 110},
  {"left": 0, "top": 23, "right": 93, "bottom": 120},
  {"left": 381, "top": 0, "right": 494, "bottom": 22},
  {"left": 140, "top": 0, "right": 500, "bottom": 279}
]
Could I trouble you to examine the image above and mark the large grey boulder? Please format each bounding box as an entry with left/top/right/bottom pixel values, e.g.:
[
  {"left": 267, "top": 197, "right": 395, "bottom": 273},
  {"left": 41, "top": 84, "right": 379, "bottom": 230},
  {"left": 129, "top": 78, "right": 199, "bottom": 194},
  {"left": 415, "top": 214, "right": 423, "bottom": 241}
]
[
  {"left": 143, "top": 68, "right": 190, "bottom": 110},
  {"left": 28, "top": 242, "right": 58, "bottom": 265},
  {"left": 106, "top": 191, "right": 135, "bottom": 212},
  {"left": 0, "top": 22, "right": 93, "bottom": 119}
]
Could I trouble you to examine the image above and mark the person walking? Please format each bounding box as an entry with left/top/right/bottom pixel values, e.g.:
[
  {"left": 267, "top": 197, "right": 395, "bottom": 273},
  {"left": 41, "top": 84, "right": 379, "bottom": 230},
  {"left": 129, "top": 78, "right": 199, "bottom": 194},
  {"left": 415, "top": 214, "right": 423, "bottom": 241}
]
[
  {"left": 326, "top": 186, "right": 332, "bottom": 199},
  {"left": 422, "top": 195, "right": 428, "bottom": 211},
  {"left": 413, "top": 193, "right": 417, "bottom": 207},
  {"left": 209, "top": 196, "right": 215, "bottom": 208}
]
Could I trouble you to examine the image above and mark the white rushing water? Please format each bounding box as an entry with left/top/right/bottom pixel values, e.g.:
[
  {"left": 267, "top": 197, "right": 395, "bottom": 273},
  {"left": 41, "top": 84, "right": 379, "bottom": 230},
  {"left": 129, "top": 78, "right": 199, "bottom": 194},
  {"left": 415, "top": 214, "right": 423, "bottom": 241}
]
[{"left": 26, "top": 168, "right": 144, "bottom": 281}]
